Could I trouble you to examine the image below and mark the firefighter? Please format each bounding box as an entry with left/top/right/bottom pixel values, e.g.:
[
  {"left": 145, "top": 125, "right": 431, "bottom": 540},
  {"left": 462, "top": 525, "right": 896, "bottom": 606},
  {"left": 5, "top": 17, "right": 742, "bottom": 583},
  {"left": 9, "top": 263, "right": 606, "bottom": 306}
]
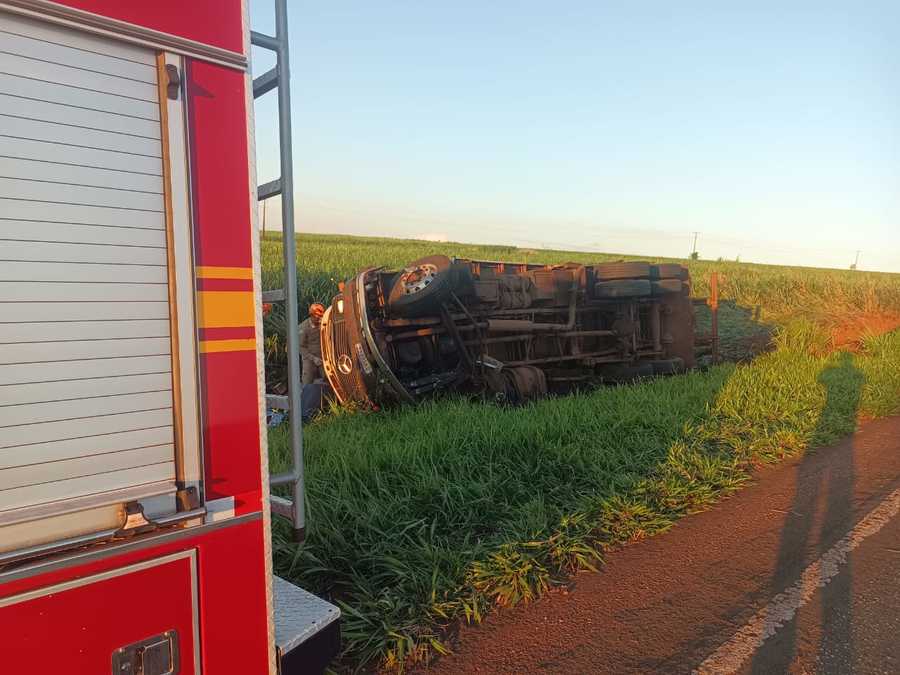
[{"left": 300, "top": 303, "right": 326, "bottom": 384}]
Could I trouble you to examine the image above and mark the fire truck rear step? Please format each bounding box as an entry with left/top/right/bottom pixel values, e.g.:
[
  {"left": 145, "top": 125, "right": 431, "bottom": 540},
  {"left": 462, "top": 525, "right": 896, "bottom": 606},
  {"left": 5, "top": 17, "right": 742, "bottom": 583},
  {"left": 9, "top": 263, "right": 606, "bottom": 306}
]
[{"left": 273, "top": 575, "right": 341, "bottom": 674}]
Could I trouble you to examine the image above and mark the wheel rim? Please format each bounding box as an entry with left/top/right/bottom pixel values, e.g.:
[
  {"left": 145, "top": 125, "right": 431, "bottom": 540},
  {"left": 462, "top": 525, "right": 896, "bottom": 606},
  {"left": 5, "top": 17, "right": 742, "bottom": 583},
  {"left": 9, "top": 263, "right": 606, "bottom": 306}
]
[{"left": 398, "top": 263, "right": 438, "bottom": 295}]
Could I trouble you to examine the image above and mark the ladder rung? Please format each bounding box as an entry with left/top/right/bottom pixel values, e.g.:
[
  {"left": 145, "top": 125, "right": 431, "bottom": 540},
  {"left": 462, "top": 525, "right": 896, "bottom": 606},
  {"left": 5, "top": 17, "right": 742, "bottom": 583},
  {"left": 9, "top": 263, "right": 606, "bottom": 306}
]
[
  {"left": 253, "top": 66, "right": 279, "bottom": 99},
  {"left": 250, "top": 30, "right": 280, "bottom": 51},
  {"left": 262, "top": 288, "right": 285, "bottom": 302},
  {"left": 266, "top": 394, "right": 290, "bottom": 410},
  {"left": 258, "top": 178, "right": 282, "bottom": 201},
  {"left": 270, "top": 495, "right": 293, "bottom": 520}
]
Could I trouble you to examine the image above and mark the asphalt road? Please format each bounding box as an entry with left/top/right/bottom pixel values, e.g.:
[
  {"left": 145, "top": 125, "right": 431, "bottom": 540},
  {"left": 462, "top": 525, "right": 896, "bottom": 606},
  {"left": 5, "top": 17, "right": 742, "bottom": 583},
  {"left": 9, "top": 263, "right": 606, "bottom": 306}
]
[{"left": 418, "top": 415, "right": 900, "bottom": 674}]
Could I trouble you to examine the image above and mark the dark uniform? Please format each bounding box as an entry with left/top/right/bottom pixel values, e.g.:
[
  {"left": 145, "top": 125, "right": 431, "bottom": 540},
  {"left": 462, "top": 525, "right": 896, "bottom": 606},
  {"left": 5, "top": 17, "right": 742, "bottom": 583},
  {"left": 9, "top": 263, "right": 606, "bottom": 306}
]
[{"left": 299, "top": 317, "right": 323, "bottom": 384}]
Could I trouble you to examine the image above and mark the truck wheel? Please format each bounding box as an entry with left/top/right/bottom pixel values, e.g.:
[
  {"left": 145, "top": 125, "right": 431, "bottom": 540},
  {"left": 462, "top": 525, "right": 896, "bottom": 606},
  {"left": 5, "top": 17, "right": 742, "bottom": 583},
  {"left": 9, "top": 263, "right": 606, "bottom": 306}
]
[
  {"left": 594, "top": 279, "right": 652, "bottom": 298},
  {"left": 593, "top": 262, "right": 650, "bottom": 280},
  {"left": 650, "top": 264, "right": 686, "bottom": 280},
  {"left": 387, "top": 255, "right": 454, "bottom": 316},
  {"left": 635, "top": 361, "right": 655, "bottom": 378},
  {"left": 506, "top": 366, "right": 547, "bottom": 403},
  {"left": 651, "top": 357, "right": 685, "bottom": 375},
  {"left": 601, "top": 362, "right": 653, "bottom": 382},
  {"left": 651, "top": 279, "right": 682, "bottom": 295}
]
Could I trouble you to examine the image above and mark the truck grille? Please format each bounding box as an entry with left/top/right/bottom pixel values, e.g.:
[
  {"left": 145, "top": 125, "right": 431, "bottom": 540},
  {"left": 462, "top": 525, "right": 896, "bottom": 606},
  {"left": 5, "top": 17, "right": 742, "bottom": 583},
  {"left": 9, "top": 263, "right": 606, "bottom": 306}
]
[{"left": 322, "top": 297, "right": 371, "bottom": 405}]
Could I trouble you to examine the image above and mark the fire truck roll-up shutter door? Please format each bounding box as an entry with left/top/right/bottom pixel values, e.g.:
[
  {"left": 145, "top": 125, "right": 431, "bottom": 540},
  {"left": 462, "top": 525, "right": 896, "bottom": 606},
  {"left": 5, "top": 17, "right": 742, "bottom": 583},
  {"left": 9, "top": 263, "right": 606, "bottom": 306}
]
[{"left": 0, "top": 13, "right": 197, "bottom": 553}]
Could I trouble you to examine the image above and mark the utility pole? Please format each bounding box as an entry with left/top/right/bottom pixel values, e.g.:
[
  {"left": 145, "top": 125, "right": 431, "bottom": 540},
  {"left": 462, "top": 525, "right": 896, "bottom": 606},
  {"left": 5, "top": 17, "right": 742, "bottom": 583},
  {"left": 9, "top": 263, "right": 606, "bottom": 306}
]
[
  {"left": 690, "top": 231, "right": 700, "bottom": 260},
  {"left": 851, "top": 250, "right": 860, "bottom": 270}
]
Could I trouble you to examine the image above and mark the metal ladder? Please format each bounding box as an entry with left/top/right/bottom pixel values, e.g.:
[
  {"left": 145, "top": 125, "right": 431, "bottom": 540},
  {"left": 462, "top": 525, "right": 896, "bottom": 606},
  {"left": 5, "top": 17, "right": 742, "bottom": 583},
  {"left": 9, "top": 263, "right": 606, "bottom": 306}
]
[{"left": 252, "top": 0, "right": 305, "bottom": 541}]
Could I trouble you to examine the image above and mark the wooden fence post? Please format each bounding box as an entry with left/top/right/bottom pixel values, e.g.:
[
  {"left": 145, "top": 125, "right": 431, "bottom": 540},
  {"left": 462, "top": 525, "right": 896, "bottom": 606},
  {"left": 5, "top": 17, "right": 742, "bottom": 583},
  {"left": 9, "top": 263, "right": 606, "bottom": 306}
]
[{"left": 709, "top": 272, "right": 720, "bottom": 364}]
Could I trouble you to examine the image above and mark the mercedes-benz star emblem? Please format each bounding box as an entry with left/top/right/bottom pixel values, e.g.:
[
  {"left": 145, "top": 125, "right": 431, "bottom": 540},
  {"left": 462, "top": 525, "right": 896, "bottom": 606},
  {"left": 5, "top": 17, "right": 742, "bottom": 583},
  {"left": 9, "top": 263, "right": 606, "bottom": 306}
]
[{"left": 337, "top": 354, "right": 353, "bottom": 375}]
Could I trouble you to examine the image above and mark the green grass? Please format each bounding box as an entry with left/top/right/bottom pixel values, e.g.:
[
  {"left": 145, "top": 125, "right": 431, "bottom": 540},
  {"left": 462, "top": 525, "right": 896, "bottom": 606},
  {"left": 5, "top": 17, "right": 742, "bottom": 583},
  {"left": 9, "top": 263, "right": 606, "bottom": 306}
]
[
  {"left": 270, "top": 326, "right": 900, "bottom": 670},
  {"left": 263, "top": 232, "right": 900, "bottom": 670}
]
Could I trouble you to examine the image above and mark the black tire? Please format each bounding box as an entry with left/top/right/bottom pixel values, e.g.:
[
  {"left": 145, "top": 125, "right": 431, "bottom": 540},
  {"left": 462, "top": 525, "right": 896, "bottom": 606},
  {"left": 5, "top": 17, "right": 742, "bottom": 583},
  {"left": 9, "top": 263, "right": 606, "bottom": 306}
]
[
  {"left": 387, "top": 255, "right": 454, "bottom": 316},
  {"left": 600, "top": 364, "right": 636, "bottom": 382},
  {"left": 651, "top": 357, "right": 685, "bottom": 375},
  {"left": 506, "top": 366, "right": 547, "bottom": 403},
  {"left": 633, "top": 362, "right": 655, "bottom": 378},
  {"left": 651, "top": 279, "right": 682, "bottom": 295},
  {"left": 595, "top": 279, "right": 652, "bottom": 299},
  {"left": 650, "top": 264, "right": 685, "bottom": 280},
  {"left": 601, "top": 362, "right": 653, "bottom": 382},
  {"left": 593, "top": 262, "right": 650, "bottom": 280}
]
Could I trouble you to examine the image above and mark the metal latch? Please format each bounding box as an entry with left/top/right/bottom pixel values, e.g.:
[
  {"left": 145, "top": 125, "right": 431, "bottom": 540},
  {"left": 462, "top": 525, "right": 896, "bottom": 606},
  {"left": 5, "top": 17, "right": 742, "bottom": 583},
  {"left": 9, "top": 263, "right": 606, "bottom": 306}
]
[
  {"left": 112, "top": 630, "right": 179, "bottom": 675},
  {"left": 165, "top": 64, "right": 181, "bottom": 100},
  {"left": 116, "top": 502, "right": 156, "bottom": 537},
  {"left": 176, "top": 486, "right": 201, "bottom": 511}
]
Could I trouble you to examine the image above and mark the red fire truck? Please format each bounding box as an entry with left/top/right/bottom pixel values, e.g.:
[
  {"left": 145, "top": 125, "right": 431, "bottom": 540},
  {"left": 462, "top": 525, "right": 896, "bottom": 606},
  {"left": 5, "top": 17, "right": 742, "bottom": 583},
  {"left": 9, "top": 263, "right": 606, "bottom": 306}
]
[{"left": 0, "top": 1, "right": 339, "bottom": 672}]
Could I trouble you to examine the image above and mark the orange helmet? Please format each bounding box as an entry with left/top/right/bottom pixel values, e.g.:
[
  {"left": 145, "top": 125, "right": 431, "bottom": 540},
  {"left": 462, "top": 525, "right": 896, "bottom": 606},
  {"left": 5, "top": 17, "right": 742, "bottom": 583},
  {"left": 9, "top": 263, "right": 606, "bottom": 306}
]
[{"left": 309, "top": 303, "right": 325, "bottom": 318}]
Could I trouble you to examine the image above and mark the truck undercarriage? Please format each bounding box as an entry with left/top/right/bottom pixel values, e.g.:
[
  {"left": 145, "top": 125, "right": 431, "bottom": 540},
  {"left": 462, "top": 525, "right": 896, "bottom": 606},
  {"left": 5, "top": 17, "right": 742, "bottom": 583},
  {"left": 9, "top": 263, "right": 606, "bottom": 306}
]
[{"left": 321, "top": 256, "right": 696, "bottom": 407}]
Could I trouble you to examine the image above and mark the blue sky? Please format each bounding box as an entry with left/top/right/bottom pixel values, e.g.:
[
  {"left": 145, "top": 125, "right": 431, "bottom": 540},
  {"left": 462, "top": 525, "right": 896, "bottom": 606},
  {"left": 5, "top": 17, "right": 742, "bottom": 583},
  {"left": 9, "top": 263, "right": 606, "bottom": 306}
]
[{"left": 250, "top": 2, "right": 900, "bottom": 272}]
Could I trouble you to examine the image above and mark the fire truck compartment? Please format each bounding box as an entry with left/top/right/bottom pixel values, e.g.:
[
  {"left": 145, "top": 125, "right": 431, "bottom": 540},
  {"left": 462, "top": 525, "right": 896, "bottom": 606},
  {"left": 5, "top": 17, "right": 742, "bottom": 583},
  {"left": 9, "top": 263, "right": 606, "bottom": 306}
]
[
  {"left": 0, "top": 550, "right": 199, "bottom": 674},
  {"left": 0, "top": 11, "right": 201, "bottom": 554}
]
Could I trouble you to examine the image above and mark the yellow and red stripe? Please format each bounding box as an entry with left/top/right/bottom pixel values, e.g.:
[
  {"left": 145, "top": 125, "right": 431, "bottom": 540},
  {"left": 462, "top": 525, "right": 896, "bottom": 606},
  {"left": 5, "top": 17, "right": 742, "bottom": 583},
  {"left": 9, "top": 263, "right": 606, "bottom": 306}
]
[{"left": 195, "top": 266, "right": 256, "bottom": 353}]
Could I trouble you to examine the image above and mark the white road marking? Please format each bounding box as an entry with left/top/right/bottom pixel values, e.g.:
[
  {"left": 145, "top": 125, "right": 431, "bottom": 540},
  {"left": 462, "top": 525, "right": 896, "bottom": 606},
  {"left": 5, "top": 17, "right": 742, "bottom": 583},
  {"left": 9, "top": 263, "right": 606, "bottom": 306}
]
[{"left": 695, "top": 486, "right": 900, "bottom": 674}]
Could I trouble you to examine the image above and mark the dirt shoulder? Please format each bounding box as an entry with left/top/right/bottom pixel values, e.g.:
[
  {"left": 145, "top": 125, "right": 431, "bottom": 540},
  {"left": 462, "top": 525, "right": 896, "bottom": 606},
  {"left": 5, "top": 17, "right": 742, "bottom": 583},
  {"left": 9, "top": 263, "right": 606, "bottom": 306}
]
[
  {"left": 416, "top": 416, "right": 900, "bottom": 674},
  {"left": 829, "top": 312, "right": 900, "bottom": 351}
]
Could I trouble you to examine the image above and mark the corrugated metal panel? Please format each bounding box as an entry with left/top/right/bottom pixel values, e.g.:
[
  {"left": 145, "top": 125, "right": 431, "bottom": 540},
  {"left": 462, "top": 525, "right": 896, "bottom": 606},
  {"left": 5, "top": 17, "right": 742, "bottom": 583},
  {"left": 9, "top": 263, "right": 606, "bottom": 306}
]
[
  {"left": 0, "top": 463, "right": 175, "bottom": 513},
  {"left": 3, "top": 445, "right": 174, "bottom": 491},
  {"left": 0, "top": 116, "right": 161, "bottom": 156},
  {"left": 0, "top": 428, "right": 174, "bottom": 470},
  {"left": 0, "top": 261, "right": 167, "bottom": 283},
  {"left": 0, "top": 220, "right": 166, "bottom": 246},
  {"left": 0, "top": 93, "right": 162, "bottom": 139},
  {"left": 0, "top": 301, "right": 170, "bottom": 322},
  {"left": 0, "top": 156, "right": 164, "bottom": 193},
  {"left": 0, "top": 136, "right": 162, "bottom": 175},
  {"left": 0, "top": 337, "right": 171, "bottom": 365},
  {"left": 0, "top": 16, "right": 178, "bottom": 526},
  {"left": 0, "top": 356, "right": 172, "bottom": 386},
  {"left": 0, "top": 72, "right": 159, "bottom": 120},
  {"left": 0, "top": 20, "right": 157, "bottom": 82},
  {"left": 0, "top": 165, "right": 162, "bottom": 204},
  {"left": 0, "top": 373, "right": 174, "bottom": 406},
  {"left": 0, "top": 281, "right": 168, "bottom": 302},
  {"left": 0, "top": 12, "right": 158, "bottom": 66},
  {"left": 0, "top": 52, "right": 157, "bottom": 100},
  {"left": 0, "top": 319, "right": 170, "bottom": 343},
  {"left": 2, "top": 240, "right": 167, "bottom": 265},
  {"left": 1, "top": 198, "right": 165, "bottom": 228},
  {"left": 3, "top": 391, "right": 173, "bottom": 428},
  {"left": 0, "top": 409, "right": 174, "bottom": 449}
]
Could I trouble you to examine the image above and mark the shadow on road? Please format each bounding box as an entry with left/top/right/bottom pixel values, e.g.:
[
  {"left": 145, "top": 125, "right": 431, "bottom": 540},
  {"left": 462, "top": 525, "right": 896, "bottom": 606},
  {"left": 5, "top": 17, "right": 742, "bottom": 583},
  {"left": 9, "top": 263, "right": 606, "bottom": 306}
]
[{"left": 749, "top": 353, "right": 864, "bottom": 673}]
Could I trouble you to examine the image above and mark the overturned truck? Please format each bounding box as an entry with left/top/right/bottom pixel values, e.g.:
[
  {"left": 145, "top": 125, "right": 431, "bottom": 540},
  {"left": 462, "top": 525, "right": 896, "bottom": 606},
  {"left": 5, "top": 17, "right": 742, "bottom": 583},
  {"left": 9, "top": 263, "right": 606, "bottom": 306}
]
[{"left": 320, "top": 256, "right": 695, "bottom": 406}]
